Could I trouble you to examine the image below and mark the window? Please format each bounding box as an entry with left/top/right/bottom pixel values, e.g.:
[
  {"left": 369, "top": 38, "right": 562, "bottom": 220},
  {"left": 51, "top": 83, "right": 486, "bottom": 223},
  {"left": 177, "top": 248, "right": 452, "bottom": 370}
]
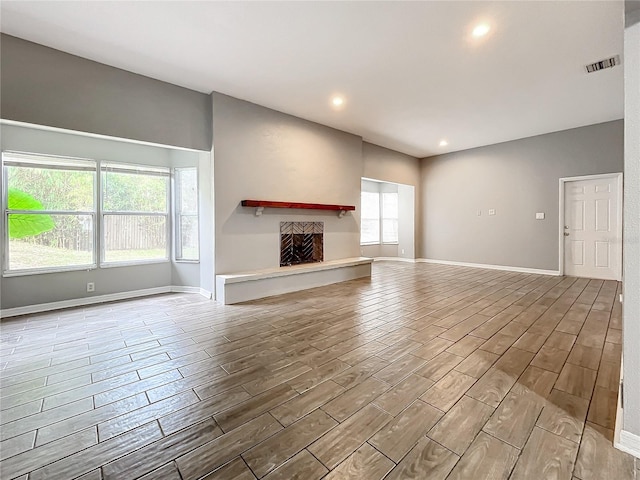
[
  {"left": 175, "top": 167, "right": 199, "bottom": 261},
  {"left": 360, "top": 191, "right": 380, "bottom": 244},
  {"left": 382, "top": 192, "right": 399, "bottom": 243},
  {"left": 101, "top": 163, "right": 170, "bottom": 264},
  {"left": 360, "top": 187, "right": 400, "bottom": 245},
  {"left": 3, "top": 152, "right": 195, "bottom": 275},
  {"left": 3, "top": 152, "right": 97, "bottom": 274}
]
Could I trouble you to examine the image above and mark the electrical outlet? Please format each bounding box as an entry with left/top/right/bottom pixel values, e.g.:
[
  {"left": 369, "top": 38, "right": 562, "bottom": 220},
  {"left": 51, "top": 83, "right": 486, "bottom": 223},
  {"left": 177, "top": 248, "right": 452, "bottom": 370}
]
[
  {"left": 401, "top": 249, "right": 405, "bottom": 254},
  {"left": 488, "top": 209, "right": 496, "bottom": 216},
  {"left": 87, "top": 282, "right": 95, "bottom": 293}
]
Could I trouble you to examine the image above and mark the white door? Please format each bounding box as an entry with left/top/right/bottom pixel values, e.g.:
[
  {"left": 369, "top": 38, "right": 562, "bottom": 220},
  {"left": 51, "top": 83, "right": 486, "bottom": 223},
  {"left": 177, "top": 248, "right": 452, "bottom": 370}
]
[{"left": 563, "top": 174, "right": 621, "bottom": 280}]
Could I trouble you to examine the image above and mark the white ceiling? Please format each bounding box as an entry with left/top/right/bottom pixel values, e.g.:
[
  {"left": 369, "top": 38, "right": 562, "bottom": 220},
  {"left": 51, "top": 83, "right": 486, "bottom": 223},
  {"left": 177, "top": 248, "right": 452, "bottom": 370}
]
[{"left": 0, "top": 1, "right": 624, "bottom": 158}]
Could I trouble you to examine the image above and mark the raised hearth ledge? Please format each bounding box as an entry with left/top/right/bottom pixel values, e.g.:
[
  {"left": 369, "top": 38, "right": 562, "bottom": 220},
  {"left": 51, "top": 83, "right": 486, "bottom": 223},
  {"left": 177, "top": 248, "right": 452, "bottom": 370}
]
[{"left": 215, "top": 257, "right": 373, "bottom": 305}]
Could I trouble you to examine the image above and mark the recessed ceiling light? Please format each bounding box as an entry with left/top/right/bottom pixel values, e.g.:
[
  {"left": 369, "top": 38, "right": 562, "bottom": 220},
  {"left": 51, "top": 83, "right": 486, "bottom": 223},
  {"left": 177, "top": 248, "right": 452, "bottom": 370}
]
[
  {"left": 472, "top": 24, "right": 490, "bottom": 37},
  {"left": 439, "top": 139, "right": 448, "bottom": 147},
  {"left": 332, "top": 96, "right": 344, "bottom": 107}
]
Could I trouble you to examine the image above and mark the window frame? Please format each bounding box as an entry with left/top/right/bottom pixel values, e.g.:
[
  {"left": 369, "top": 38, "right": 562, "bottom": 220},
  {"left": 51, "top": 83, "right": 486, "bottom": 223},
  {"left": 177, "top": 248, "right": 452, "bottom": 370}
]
[
  {"left": 381, "top": 191, "right": 399, "bottom": 245},
  {"left": 2, "top": 151, "right": 98, "bottom": 276},
  {"left": 360, "top": 190, "right": 381, "bottom": 245},
  {"left": 360, "top": 188, "right": 400, "bottom": 246},
  {"left": 99, "top": 161, "right": 171, "bottom": 268},
  {"left": 1, "top": 152, "right": 181, "bottom": 277},
  {"left": 173, "top": 166, "right": 200, "bottom": 263}
]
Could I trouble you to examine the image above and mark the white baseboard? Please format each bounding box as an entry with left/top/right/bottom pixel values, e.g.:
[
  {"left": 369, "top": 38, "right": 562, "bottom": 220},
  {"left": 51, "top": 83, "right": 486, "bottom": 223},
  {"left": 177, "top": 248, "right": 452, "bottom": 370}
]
[
  {"left": 616, "top": 430, "right": 640, "bottom": 459},
  {"left": 416, "top": 258, "right": 560, "bottom": 276},
  {"left": 0, "top": 285, "right": 212, "bottom": 318},
  {"left": 373, "top": 257, "right": 417, "bottom": 263},
  {"left": 612, "top": 358, "right": 639, "bottom": 458},
  {"left": 170, "top": 286, "right": 212, "bottom": 299},
  {"left": 199, "top": 288, "right": 213, "bottom": 299}
]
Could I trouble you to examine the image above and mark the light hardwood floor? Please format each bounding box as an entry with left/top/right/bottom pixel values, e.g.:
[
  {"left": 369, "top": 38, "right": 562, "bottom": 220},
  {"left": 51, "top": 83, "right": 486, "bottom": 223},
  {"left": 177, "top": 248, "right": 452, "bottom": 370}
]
[{"left": 0, "top": 261, "right": 636, "bottom": 479}]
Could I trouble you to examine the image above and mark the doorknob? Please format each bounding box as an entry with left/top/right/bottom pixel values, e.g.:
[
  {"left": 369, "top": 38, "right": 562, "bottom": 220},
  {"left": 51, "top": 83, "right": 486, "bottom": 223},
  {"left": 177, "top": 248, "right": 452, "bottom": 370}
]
[
  {"left": 564, "top": 225, "right": 569, "bottom": 229},
  {"left": 564, "top": 232, "right": 570, "bottom": 236}
]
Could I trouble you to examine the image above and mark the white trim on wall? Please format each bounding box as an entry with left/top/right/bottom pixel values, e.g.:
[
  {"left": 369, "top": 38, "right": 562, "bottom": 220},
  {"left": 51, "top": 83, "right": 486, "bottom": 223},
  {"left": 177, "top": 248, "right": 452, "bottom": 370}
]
[
  {"left": 558, "top": 172, "right": 623, "bottom": 280},
  {"left": 373, "top": 257, "right": 416, "bottom": 263},
  {"left": 612, "top": 359, "right": 639, "bottom": 458},
  {"left": 616, "top": 430, "right": 640, "bottom": 459},
  {"left": 0, "top": 286, "right": 212, "bottom": 318},
  {"left": 417, "top": 258, "right": 560, "bottom": 276},
  {"left": 170, "top": 285, "right": 213, "bottom": 299},
  {"left": 0, "top": 119, "right": 207, "bottom": 153}
]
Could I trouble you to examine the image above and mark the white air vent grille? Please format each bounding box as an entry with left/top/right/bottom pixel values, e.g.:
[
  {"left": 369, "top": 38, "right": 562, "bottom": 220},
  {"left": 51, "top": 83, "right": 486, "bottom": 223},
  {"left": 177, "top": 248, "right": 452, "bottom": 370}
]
[{"left": 585, "top": 55, "right": 620, "bottom": 73}]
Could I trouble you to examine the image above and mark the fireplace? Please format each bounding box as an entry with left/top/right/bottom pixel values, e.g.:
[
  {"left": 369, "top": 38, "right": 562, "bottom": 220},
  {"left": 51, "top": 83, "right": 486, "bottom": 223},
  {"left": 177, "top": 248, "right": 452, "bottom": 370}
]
[{"left": 280, "top": 222, "right": 323, "bottom": 267}]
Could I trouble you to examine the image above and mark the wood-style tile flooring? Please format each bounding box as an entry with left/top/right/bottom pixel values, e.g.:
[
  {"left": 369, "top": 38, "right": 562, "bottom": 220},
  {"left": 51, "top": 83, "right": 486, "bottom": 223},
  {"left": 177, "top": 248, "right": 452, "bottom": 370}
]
[{"left": 0, "top": 262, "right": 636, "bottom": 479}]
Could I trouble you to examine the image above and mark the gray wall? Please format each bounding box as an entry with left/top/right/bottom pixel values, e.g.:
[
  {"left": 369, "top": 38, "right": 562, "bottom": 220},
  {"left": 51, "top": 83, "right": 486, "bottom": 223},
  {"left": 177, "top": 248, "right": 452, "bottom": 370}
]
[
  {"left": 0, "top": 34, "right": 212, "bottom": 151},
  {"left": 363, "top": 142, "right": 420, "bottom": 187},
  {"left": 198, "top": 151, "right": 215, "bottom": 295},
  {"left": 361, "top": 244, "right": 398, "bottom": 258},
  {"left": 622, "top": 18, "right": 640, "bottom": 437},
  {"left": 626, "top": 0, "right": 640, "bottom": 27},
  {"left": 420, "top": 120, "right": 624, "bottom": 271},
  {"left": 212, "top": 93, "right": 363, "bottom": 274},
  {"left": 0, "top": 124, "right": 210, "bottom": 310},
  {"left": 398, "top": 183, "right": 416, "bottom": 259}
]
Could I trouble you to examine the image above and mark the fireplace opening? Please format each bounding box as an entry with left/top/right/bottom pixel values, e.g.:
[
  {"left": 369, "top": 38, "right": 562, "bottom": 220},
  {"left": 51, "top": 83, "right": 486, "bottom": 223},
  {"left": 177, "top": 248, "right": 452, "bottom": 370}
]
[{"left": 280, "top": 222, "right": 323, "bottom": 267}]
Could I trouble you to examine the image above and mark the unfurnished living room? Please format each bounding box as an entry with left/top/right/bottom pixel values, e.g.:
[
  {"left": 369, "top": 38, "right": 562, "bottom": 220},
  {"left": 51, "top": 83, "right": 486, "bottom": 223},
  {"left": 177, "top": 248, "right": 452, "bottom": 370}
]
[{"left": 0, "top": 1, "right": 639, "bottom": 479}]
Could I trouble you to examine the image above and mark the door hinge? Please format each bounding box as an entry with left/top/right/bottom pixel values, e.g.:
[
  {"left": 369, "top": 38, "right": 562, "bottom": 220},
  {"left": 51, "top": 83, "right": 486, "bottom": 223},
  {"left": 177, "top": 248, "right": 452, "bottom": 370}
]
[{"left": 621, "top": 382, "right": 624, "bottom": 409}]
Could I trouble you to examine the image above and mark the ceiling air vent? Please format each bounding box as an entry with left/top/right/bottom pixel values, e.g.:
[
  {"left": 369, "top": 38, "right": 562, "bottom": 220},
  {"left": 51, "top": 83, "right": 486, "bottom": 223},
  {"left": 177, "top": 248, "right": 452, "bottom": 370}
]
[{"left": 585, "top": 55, "right": 620, "bottom": 73}]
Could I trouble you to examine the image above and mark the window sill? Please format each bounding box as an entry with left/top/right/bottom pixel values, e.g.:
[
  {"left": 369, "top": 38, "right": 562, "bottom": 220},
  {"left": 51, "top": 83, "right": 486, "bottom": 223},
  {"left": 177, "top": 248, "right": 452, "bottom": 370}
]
[
  {"left": 175, "top": 259, "right": 200, "bottom": 264},
  {"left": 3, "top": 258, "right": 173, "bottom": 276},
  {"left": 100, "top": 259, "right": 170, "bottom": 269},
  {"left": 3, "top": 264, "right": 97, "bottom": 277},
  {"left": 382, "top": 242, "right": 399, "bottom": 245},
  {"left": 360, "top": 243, "right": 380, "bottom": 246}
]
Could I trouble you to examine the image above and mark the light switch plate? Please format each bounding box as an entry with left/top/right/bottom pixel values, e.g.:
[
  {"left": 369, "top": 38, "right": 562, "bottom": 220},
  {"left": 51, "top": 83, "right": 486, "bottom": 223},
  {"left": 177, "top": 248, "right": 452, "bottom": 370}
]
[
  {"left": 536, "top": 212, "right": 545, "bottom": 220},
  {"left": 488, "top": 209, "right": 496, "bottom": 216}
]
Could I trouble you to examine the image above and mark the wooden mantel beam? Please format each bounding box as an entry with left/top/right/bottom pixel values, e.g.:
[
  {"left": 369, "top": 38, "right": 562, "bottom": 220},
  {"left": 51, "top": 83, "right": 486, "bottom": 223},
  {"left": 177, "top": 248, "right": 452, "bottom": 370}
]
[{"left": 241, "top": 200, "right": 355, "bottom": 217}]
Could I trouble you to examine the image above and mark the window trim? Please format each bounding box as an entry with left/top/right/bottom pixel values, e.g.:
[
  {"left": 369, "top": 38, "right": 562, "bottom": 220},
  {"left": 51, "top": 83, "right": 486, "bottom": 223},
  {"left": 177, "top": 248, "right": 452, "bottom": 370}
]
[
  {"left": 360, "top": 191, "right": 381, "bottom": 246},
  {"left": 99, "top": 161, "right": 171, "bottom": 266},
  {"left": 360, "top": 189, "right": 399, "bottom": 246},
  {"left": 99, "top": 258, "right": 170, "bottom": 269},
  {"left": 3, "top": 264, "right": 97, "bottom": 278},
  {"left": 174, "top": 166, "right": 200, "bottom": 263},
  {"left": 1, "top": 152, "right": 181, "bottom": 277},
  {"left": 381, "top": 191, "right": 399, "bottom": 245},
  {"left": 3, "top": 151, "right": 99, "bottom": 275}
]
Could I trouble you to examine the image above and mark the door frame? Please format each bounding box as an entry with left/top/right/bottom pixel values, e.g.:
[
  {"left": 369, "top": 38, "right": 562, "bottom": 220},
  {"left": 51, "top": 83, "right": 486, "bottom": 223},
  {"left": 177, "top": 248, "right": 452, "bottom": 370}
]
[{"left": 558, "top": 172, "right": 623, "bottom": 280}]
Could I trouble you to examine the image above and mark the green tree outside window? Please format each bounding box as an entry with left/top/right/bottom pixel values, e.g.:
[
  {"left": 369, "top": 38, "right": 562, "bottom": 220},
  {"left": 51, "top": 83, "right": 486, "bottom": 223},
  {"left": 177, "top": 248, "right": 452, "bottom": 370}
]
[{"left": 7, "top": 188, "right": 55, "bottom": 239}]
